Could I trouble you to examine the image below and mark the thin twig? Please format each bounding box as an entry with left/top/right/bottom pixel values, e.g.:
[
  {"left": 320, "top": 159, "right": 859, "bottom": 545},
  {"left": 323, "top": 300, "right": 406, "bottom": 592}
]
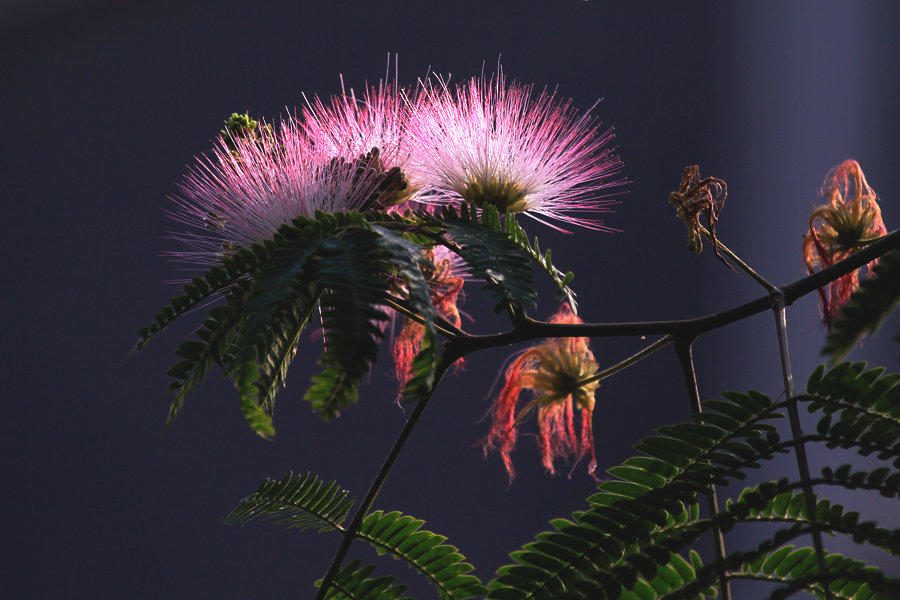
[
  {"left": 771, "top": 292, "right": 833, "bottom": 600},
  {"left": 314, "top": 357, "right": 453, "bottom": 600},
  {"left": 699, "top": 225, "right": 777, "bottom": 291},
  {"left": 674, "top": 336, "right": 732, "bottom": 600},
  {"left": 383, "top": 296, "right": 466, "bottom": 339},
  {"left": 575, "top": 335, "right": 672, "bottom": 387}
]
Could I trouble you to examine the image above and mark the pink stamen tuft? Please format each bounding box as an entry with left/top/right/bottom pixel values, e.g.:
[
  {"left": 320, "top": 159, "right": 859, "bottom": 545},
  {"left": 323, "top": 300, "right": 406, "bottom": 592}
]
[{"left": 405, "top": 69, "right": 627, "bottom": 231}]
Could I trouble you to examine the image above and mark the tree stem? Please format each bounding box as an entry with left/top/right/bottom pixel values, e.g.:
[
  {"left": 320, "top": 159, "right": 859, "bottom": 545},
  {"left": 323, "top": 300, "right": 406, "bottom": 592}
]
[
  {"left": 445, "top": 228, "right": 900, "bottom": 353},
  {"left": 383, "top": 296, "right": 466, "bottom": 339}
]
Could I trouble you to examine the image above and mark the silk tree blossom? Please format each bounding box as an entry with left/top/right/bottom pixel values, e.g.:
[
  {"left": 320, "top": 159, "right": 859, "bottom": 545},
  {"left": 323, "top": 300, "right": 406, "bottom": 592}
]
[
  {"left": 303, "top": 77, "right": 408, "bottom": 170},
  {"left": 405, "top": 71, "right": 625, "bottom": 231},
  {"left": 301, "top": 72, "right": 432, "bottom": 212},
  {"left": 168, "top": 117, "right": 411, "bottom": 268},
  {"left": 483, "top": 304, "right": 600, "bottom": 480},
  {"left": 803, "top": 160, "right": 887, "bottom": 328}
]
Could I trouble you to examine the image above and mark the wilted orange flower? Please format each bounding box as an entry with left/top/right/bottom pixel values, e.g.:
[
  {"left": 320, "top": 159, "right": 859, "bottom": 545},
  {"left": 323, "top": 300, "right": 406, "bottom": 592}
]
[
  {"left": 482, "top": 304, "right": 599, "bottom": 479},
  {"left": 803, "top": 160, "right": 887, "bottom": 328},
  {"left": 393, "top": 247, "right": 464, "bottom": 392}
]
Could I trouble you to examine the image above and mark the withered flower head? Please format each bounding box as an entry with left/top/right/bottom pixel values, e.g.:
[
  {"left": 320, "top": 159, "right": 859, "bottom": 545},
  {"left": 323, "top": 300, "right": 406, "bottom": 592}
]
[
  {"left": 482, "top": 304, "right": 600, "bottom": 480},
  {"left": 393, "top": 247, "right": 465, "bottom": 392},
  {"left": 669, "top": 165, "right": 731, "bottom": 268},
  {"left": 803, "top": 159, "right": 887, "bottom": 328}
]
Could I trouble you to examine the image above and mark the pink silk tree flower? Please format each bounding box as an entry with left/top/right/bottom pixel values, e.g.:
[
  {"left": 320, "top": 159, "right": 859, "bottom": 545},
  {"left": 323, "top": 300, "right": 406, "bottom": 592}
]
[
  {"left": 167, "top": 117, "right": 409, "bottom": 268},
  {"left": 482, "top": 304, "right": 600, "bottom": 480},
  {"left": 303, "top": 77, "right": 407, "bottom": 163},
  {"left": 803, "top": 160, "right": 887, "bottom": 328},
  {"left": 405, "top": 70, "right": 626, "bottom": 231},
  {"left": 301, "top": 76, "right": 418, "bottom": 211}
]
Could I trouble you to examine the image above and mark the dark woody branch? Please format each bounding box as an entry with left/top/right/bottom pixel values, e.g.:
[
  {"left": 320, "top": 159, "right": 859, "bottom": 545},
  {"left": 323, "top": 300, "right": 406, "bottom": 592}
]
[{"left": 443, "top": 228, "right": 900, "bottom": 361}]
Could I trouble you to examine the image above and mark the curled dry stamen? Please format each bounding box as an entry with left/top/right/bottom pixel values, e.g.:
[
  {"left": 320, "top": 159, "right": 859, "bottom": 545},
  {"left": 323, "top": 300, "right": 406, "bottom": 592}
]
[{"left": 669, "top": 165, "right": 732, "bottom": 270}]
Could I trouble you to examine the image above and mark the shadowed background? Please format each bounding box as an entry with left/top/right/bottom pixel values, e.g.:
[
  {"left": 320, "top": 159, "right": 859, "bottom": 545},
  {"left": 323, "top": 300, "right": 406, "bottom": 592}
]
[{"left": 3, "top": 1, "right": 899, "bottom": 597}]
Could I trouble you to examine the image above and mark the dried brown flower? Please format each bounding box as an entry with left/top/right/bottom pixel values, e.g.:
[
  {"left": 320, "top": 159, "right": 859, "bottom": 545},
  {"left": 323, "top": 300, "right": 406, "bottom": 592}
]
[{"left": 669, "top": 165, "right": 732, "bottom": 269}]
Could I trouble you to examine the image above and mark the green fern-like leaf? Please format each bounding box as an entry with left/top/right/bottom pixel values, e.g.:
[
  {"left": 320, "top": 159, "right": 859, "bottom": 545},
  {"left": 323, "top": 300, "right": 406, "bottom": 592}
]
[
  {"left": 515, "top": 361, "right": 900, "bottom": 600},
  {"left": 669, "top": 538, "right": 900, "bottom": 599},
  {"left": 227, "top": 472, "right": 483, "bottom": 599},
  {"left": 370, "top": 224, "right": 437, "bottom": 319},
  {"left": 503, "top": 212, "right": 578, "bottom": 312},
  {"left": 733, "top": 547, "right": 900, "bottom": 600},
  {"left": 565, "top": 480, "right": 823, "bottom": 600},
  {"left": 233, "top": 362, "right": 276, "bottom": 437},
  {"left": 252, "top": 284, "right": 321, "bottom": 416},
  {"left": 150, "top": 214, "right": 335, "bottom": 434},
  {"left": 618, "top": 553, "right": 706, "bottom": 600},
  {"left": 820, "top": 463, "right": 900, "bottom": 500},
  {"left": 148, "top": 210, "right": 441, "bottom": 434},
  {"left": 163, "top": 280, "right": 250, "bottom": 428},
  {"left": 133, "top": 243, "right": 268, "bottom": 352},
  {"left": 225, "top": 217, "right": 332, "bottom": 428},
  {"left": 805, "top": 361, "right": 900, "bottom": 414},
  {"left": 320, "top": 560, "right": 414, "bottom": 600},
  {"left": 305, "top": 224, "right": 435, "bottom": 419},
  {"left": 823, "top": 247, "right": 900, "bottom": 363},
  {"left": 801, "top": 361, "right": 900, "bottom": 459},
  {"left": 487, "top": 391, "right": 785, "bottom": 600},
  {"left": 224, "top": 471, "right": 355, "bottom": 532},
  {"left": 429, "top": 204, "right": 538, "bottom": 314},
  {"left": 357, "top": 510, "right": 486, "bottom": 600},
  {"left": 727, "top": 482, "right": 900, "bottom": 556}
]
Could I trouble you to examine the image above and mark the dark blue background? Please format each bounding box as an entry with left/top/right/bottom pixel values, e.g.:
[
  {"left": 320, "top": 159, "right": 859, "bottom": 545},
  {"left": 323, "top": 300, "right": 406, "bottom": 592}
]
[{"left": 3, "top": 1, "right": 899, "bottom": 597}]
